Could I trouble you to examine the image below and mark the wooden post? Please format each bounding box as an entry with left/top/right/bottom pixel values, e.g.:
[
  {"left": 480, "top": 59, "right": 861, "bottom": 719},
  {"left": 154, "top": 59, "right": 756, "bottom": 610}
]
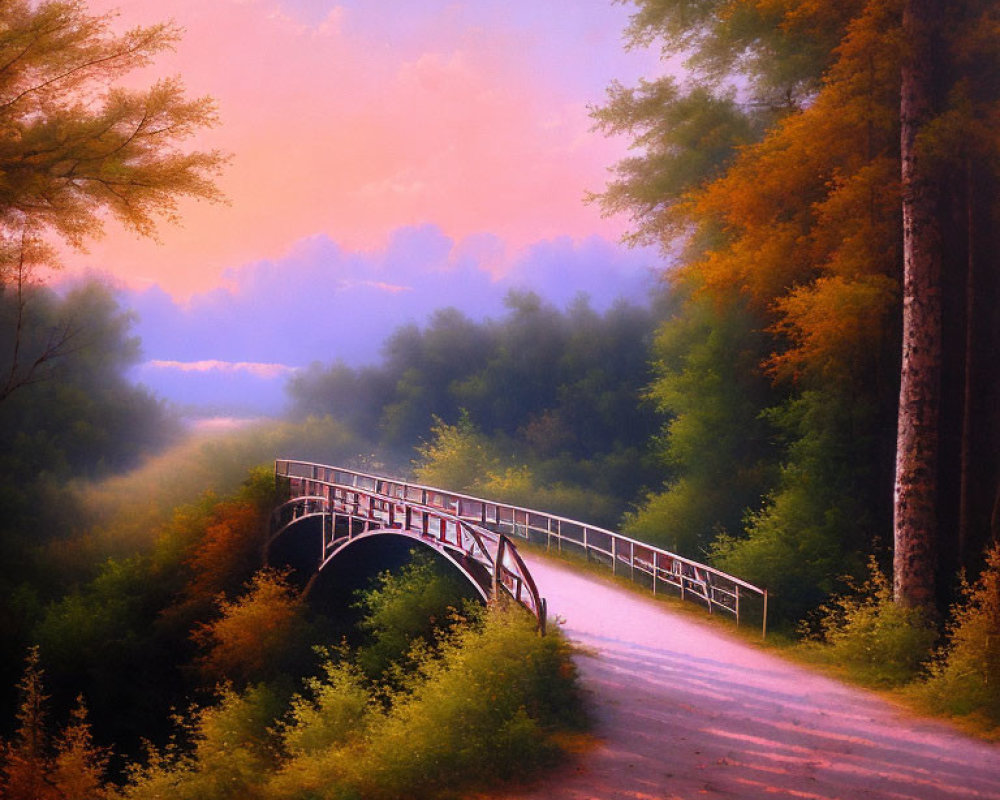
[{"left": 493, "top": 536, "right": 506, "bottom": 600}]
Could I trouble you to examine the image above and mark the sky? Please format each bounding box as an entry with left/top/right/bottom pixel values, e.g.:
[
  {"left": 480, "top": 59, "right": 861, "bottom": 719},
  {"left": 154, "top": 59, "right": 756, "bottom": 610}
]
[{"left": 62, "top": 0, "right": 669, "bottom": 417}]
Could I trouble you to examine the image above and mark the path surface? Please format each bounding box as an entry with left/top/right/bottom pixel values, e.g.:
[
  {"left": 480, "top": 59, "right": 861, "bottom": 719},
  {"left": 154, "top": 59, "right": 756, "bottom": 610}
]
[{"left": 492, "top": 555, "right": 1000, "bottom": 800}]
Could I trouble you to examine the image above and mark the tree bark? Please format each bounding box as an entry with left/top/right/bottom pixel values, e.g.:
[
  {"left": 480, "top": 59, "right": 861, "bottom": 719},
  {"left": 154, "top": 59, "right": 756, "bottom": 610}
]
[
  {"left": 893, "top": 0, "right": 942, "bottom": 609},
  {"left": 957, "top": 158, "right": 975, "bottom": 566}
]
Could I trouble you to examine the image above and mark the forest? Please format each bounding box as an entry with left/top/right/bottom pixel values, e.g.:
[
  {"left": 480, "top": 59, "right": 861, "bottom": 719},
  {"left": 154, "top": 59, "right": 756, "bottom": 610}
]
[{"left": 3, "top": 0, "right": 1000, "bottom": 798}]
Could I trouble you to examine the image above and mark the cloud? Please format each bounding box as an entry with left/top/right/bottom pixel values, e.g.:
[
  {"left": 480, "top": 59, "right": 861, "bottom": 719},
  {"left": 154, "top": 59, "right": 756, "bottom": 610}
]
[
  {"left": 146, "top": 360, "right": 298, "bottom": 379},
  {"left": 118, "top": 225, "right": 658, "bottom": 415},
  {"left": 70, "top": 0, "right": 661, "bottom": 297}
]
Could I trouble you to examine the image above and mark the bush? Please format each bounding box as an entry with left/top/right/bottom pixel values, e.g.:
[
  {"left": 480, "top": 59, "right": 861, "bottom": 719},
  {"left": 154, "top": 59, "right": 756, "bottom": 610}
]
[
  {"left": 117, "top": 588, "right": 583, "bottom": 800},
  {"left": 194, "top": 570, "right": 314, "bottom": 688},
  {"left": 915, "top": 545, "right": 1000, "bottom": 725},
  {"left": 338, "top": 604, "right": 583, "bottom": 799},
  {"left": 353, "top": 552, "right": 477, "bottom": 682},
  {"left": 118, "top": 685, "right": 282, "bottom": 800},
  {"left": 807, "top": 557, "right": 936, "bottom": 686}
]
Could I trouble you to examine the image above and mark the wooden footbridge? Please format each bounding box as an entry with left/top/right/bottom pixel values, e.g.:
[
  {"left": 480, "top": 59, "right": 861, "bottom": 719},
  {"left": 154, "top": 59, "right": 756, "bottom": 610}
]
[{"left": 270, "top": 459, "right": 768, "bottom": 635}]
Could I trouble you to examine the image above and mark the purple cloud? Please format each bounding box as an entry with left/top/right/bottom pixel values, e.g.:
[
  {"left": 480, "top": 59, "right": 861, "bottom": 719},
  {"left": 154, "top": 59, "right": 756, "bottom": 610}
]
[{"left": 123, "top": 226, "right": 658, "bottom": 416}]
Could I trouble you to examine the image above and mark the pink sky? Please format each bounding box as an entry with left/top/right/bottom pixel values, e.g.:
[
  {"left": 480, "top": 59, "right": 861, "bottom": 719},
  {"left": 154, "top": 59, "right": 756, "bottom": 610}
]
[{"left": 68, "top": 0, "right": 659, "bottom": 298}]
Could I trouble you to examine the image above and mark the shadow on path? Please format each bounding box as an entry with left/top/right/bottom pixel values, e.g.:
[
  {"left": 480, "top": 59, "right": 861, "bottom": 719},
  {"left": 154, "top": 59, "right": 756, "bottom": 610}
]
[{"left": 483, "top": 556, "right": 1000, "bottom": 800}]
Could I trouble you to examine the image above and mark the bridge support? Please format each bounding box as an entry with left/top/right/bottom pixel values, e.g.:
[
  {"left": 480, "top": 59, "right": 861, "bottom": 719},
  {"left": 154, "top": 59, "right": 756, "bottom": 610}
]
[{"left": 269, "top": 489, "right": 546, "bottom": 633}]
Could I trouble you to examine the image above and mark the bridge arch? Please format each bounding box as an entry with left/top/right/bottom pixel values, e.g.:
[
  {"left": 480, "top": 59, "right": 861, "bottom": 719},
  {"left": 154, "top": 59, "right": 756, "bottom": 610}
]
[
  {"left": 309, "top": 529, "right": 492, "bottom": 603},
  {"left": 268, "top": 488, "right": 546, "bottom": 632}
]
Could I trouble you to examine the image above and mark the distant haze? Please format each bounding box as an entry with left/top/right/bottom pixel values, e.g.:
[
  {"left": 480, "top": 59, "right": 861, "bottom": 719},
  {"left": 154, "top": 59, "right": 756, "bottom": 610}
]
[{"left": 54, "top": 0, "right": 670, "bottom": 416}]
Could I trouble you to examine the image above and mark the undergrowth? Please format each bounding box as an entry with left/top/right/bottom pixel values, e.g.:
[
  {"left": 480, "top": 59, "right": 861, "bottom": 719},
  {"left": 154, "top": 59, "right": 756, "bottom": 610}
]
[
  {"left": 799, "top": 557, "right": 936, "bottom": 687},
  {"left": 114, "top": 572, "right": 584, "bottom": 800},
  {"left": 910, "top": 545, "right": 1000, "bottom": 730}
]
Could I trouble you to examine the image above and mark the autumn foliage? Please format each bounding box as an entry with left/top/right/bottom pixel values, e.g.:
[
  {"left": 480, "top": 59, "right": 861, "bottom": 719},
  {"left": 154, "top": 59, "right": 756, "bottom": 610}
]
[
  {"left": 0, "top": 650, "right": 110, "bottom": 800},
  {"left": 193, "top": 569, "right": 312, "bottom": 688},
  {"left": 596, "top": 0, "right": 1000, "bottom": 632}
]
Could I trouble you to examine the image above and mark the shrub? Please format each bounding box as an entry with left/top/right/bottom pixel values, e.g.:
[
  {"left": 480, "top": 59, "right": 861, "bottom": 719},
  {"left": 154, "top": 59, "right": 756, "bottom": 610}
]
[
  {"left": 808, "top": 557, "right": 936, "bottom": 686},
  {"left": 353, "top": 552, "right": 478, "bottom": 681},
  {"left": 916, "top": 545, "right": 1000, "bottom": 725},
  {"left": 0, "top": 648, "right": 111, "bottom": 800},
  {"left": 279, "top": 658, "right": 372, "bottom": 757},
  {"left": 118, "top": 685, "right": 282, "bottom": 800},
  {"left": 116, "top": 572, "right": 582, "bottom": 800},
  {"left": 350, "top": 603, "right": 583, "bottom": 799},
  {"left": 265, "top": 604, "right": 583, "bottom": 800},
  {"left": 194, "top": 570, "right": 314, "bottom": 688}
]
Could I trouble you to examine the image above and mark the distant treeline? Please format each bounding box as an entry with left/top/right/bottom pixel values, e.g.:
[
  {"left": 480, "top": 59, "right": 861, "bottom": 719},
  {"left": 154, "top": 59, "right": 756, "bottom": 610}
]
[{"left": 286, "top": 290, "right": 669, "bottom": 527}]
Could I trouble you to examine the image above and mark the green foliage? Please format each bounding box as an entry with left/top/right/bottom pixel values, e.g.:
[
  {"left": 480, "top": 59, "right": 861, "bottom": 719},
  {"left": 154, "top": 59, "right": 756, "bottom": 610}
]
[
  {"left": 916, "top": 546, "right": 1000, "bottom": 725},
  {"left": 353, "top": 552, "right": 477, "bottom": 682},
  {"left": 710, "top": 390, "right": 882, "bottom": 623},
  {"left": 806, "top": 558, "right": 936, "bottom": 687},
  {"left": 21, "top": 468, "right": 299, "bottom": 753},
  {"left": 412, "top": 413, "right": 501, "bottom": 492},
  {"left": 620, "top": 0, "right": 863, "bottom": 100},
  {"left": 118, "top": 685, "right": 282, "bottom": 800},
  {"left": 348, "top": 606, "right": 582, "bottom": 799},
  {"left": 0, "top": 282, "right": 180, "bottom": 479},
  {"left": 114, "top": 604, "right": 582, "bottom": 800},
  {"left": 477, "top": 466, "right": 621, "bottom": 527},
  {"left": 289, "top": 292, "right": 662, "bottom": 525},
  {"left": 590, "top": 80, "right": 761, "bottom": 248},
  {"left": 623, "top": 295, "right": 773, "bottom": 555},
  {"left": 0, "top": 279, "right": 183, "bottom": 724},
  {"left": 413, "top": 417, "right": 624, "bottom": 526},
  {"left": 280, "top": 659, "right": 371, "bottom": 756},
  {"left": 268, "top": 604, "right": 582, "bottom": 800},
  {"left": 590, "top": 0, "right": 866, "bottom": 250},
  {"left": 35, "top": 556, "right": 169, "bottom": 716}
]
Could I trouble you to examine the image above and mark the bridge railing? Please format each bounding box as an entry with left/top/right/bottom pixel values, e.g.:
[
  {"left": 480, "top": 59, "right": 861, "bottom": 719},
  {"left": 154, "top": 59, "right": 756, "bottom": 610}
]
[
  {"left": 275, "top": 460, "right": 768, "bottom": 635},
  {"left": 273, "top": 464, "right": 547, "bottom": 630}
]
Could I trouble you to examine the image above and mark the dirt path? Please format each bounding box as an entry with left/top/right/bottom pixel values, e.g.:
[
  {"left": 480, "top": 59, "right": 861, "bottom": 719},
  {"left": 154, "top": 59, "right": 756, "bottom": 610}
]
[{"left": 494, "top": 555, "right": 1000, "bottom": 800}]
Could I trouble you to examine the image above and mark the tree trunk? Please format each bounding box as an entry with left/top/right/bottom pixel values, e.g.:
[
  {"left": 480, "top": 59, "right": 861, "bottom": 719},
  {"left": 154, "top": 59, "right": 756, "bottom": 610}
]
[
  {"left": 893, "top": 0, "right": 942, "bottom": 609},
  {"left": 957, "top": 158, "right": 975, "bottom": 566}
]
